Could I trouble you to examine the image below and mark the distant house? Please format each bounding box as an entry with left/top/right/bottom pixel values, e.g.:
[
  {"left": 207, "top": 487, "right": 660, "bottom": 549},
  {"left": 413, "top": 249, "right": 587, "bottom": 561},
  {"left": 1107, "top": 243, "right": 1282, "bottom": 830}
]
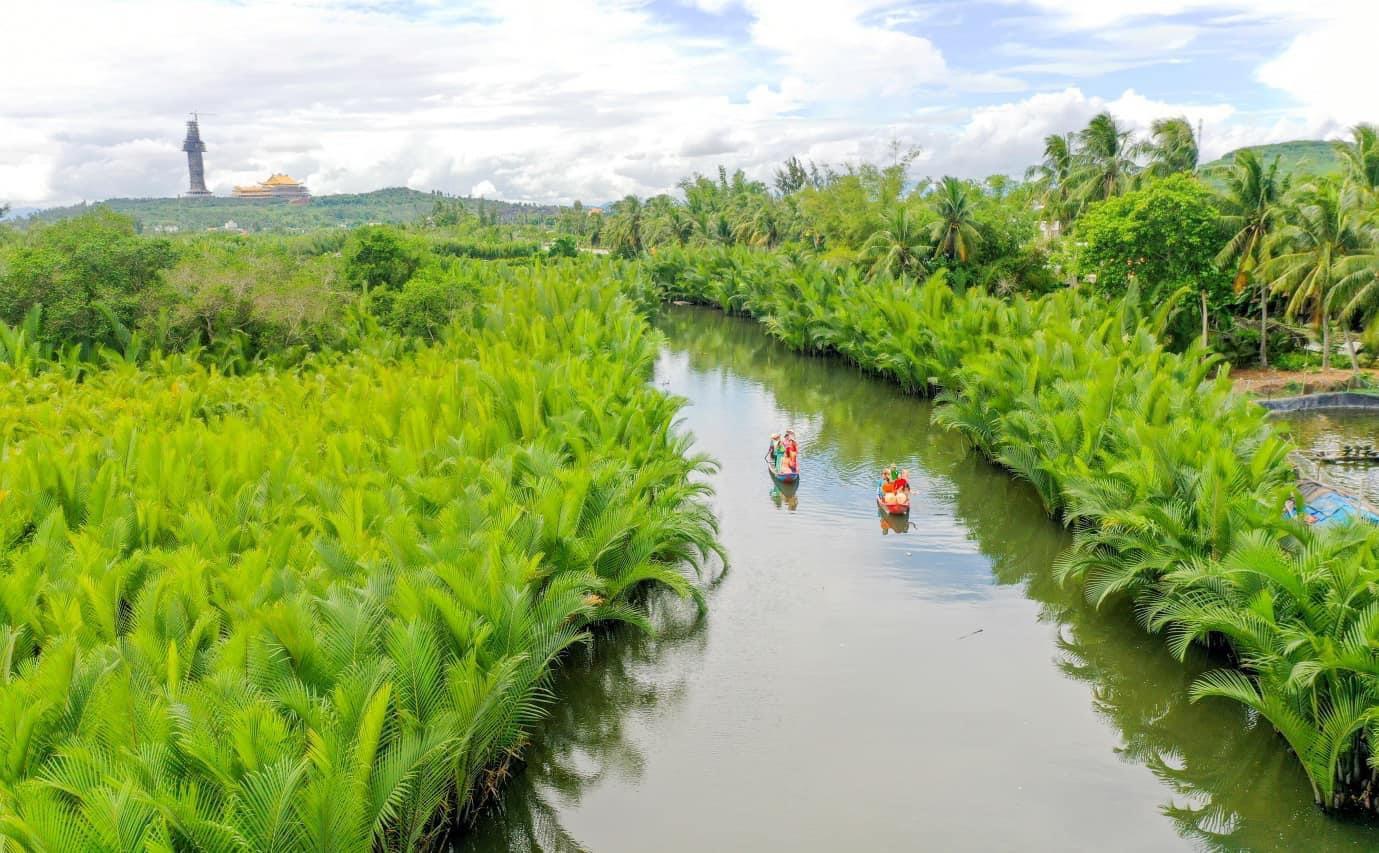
[
  {"left": 586, "top": 207, "right": 603, "bottom": 215},
  {"left": 232, "top": 173, "right": 311, "bottom": 201}
]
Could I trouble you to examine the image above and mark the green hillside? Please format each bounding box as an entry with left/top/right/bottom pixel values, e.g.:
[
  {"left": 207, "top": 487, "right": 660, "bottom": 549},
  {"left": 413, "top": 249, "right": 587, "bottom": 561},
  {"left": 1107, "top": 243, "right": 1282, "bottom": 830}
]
[
  {"left": 19, "top": 187, "right": 561, "bottom": 233},
  {"left": 1200, "top": 139, "right": 1343, "bottom": 180}
]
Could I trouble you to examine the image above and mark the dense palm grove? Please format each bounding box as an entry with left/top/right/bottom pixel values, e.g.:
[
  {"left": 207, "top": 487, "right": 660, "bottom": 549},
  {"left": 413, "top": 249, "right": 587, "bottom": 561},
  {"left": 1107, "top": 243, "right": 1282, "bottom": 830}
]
[
  {"left": 4, "top": 109, "right": 1379, "bottom": 837},
  {"left": 575, "top": 115, "right": 1379, "bottom": 372},
  {"left": 0, "top": 260, "right": 719, "bottom": 848}
]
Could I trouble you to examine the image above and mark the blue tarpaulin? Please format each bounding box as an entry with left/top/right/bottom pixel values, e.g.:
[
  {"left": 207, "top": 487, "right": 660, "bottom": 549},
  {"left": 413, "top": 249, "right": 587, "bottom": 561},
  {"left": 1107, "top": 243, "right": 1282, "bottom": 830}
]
[{"left": 1295, "top": 492, "right": 1379, "bottom": 527}]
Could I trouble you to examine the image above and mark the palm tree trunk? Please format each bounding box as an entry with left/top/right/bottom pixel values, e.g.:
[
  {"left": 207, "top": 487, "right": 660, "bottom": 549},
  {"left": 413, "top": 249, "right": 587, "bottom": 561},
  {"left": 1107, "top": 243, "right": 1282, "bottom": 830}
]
[
  {"left": 1322, "top": 304, "right": 1331, "bottom": 372},
  {"left": 1200, "top": 290, "right": 1209, "bottom": 348},
  {"left": 1260, "top": 280, "right": 1269, "bottom": 368}
]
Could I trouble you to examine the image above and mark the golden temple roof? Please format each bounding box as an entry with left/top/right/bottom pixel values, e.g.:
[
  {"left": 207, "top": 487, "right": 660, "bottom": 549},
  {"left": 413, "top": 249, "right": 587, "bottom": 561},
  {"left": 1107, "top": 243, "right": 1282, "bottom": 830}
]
[{"left": 263, "top": 173, "right": 300, "bottom": 186}]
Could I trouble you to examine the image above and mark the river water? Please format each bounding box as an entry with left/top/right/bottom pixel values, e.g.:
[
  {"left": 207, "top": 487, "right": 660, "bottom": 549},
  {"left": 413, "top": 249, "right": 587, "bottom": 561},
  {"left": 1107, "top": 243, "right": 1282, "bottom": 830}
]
[
  {"left": 460, "top": 307, "right": 1374, "bottom": 851},
  {"left": 1275, "top": 409, "right": 1379, "bottom": 505}
]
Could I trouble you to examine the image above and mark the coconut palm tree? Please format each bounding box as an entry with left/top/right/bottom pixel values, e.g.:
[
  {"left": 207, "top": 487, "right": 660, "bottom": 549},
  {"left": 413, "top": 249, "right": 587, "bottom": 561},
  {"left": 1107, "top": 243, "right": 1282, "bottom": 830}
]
[
  {"left": 1337, "top": 123, "right": 1379, "bottom": 204},
  {"left": 860, "top": 206, "right": 929, "bottom": 279},
  {"left": 1216, "top": 149, "right": 1290, "bottom": 366},
  {"left": 732, "top": 196, "right": 784, "bottom": 248},
  {"left": 645, "top": 196, "right": 695, "bottom": 247},
  {"left": 927, "top": 177, "right": 983, "bottom": 263},
  {"left": 603, "top": 195, "right": 645, "bottom": 258},
  {"left": 1264, "top": 181, "right": 1372, "bottom": 370},
  {"left": 1145, "top": 116, "right": 1199, "bottom": 178},
  {"left": 1025, "top": 132, "right": 1076, "bottom": 233},
  {"left": 1071, "top": 112, "right": 1141, "bottom": 206}
]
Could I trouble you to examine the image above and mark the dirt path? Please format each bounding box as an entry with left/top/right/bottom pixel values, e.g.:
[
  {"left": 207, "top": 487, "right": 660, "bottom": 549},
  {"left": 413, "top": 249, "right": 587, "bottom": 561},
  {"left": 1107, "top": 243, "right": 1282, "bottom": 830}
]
[{"left": 1233, "top": 367, "right": 1379, "bottom": 397}]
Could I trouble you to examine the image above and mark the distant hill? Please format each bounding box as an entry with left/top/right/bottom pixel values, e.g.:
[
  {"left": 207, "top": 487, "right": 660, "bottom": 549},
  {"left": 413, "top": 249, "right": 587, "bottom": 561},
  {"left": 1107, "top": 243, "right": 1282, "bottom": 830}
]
[
  {"left": 18, "top": 188, "right": 562, "bottom": 232},
  {"left": 1200, "top": 140, "right": 1343, "bottom": 181}
]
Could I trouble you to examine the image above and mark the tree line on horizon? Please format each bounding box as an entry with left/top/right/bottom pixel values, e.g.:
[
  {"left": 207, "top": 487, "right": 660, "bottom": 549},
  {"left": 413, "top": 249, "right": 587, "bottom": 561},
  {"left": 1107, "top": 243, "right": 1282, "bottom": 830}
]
[{"left": 575, "top": 115, "right": 1379, "bottom": 371}]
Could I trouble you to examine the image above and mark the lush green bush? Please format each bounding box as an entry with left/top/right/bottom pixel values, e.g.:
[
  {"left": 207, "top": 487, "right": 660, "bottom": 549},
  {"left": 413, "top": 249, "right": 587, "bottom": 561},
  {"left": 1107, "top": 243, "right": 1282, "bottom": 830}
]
[
  {"left": 344, "top": 225, "right": 423, "bottom": 291},
  {"left": 432, "top": 239, "right": 541, "bottom": 261},
  {"left": 1074, "top": 174, "right": 1235, "bottom": 342},
  {"left": 161, "top": 235, "right": 350, "bottom": 356},
  {"left": 377, "top": 260, "right": 485, "bottom": 339},
  {"left": 1271, "top": 349, "right": 1324, "bottom": 371},
  {"left": 0, "top": 209, "right": 177, "bottom": 350},
  {"left": 548, "top": 235, "right": 578, "bottom": 258}
]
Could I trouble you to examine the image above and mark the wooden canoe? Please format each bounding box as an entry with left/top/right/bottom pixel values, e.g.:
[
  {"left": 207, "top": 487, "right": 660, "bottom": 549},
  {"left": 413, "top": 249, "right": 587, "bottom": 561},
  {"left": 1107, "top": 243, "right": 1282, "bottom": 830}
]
[
  {"left": 767, "top": 463, "right": 799, "bottom": 483},
  {"left": 877, "top": 488, "right": 910, "bottom": 515}
]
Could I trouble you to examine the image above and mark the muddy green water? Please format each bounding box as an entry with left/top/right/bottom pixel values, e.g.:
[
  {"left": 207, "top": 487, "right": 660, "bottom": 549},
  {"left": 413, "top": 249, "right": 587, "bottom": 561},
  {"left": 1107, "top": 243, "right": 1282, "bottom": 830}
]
[
  {"left": 1276, "top": 409, "right": 1379, "bottom": 504},
  {"left": 460, "top": 307, "right": 1375, "bottom": 851}
]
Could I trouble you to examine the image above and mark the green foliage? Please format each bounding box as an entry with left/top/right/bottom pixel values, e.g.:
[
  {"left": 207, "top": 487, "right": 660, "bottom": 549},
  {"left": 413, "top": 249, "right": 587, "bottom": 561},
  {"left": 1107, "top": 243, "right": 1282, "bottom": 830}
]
[
  {"left": 0, "top": 209, "right": 177, "bottom": 350},
  {"left": 547, "top": 236, "right": 578, "bottom": 258},
  {"left": 0, "top": 268, "right": 719, "bottom": 847},
  {"left": 1270, "top": 349, "right": 1323, "bottom": 371},
  {"left": 22, "top": 189, "right": 559, "bottom": 233},
  {"left": 160, "top": 234, "right": 350, "bottom": 356},
  {"left": 1071, "top": 112, "right": 1141, "bottom": 207},
  {"left": 432, "top": 239, "right": 540, "bottom": 261},
  {"left": 344, "top": 226, "right": 422, "bottom": 291},
  {"left": 1144, "top": 116, "right": 1200, "bottom": 178},
  {"left": 927, "top": 177, "right": 983, "bottom": 263},
  {"left": 377, "top": 260, "right": 483, "bottom": 339},
  {"left": 1076, "top": 174, "right": 1230, "bottom": 305}
]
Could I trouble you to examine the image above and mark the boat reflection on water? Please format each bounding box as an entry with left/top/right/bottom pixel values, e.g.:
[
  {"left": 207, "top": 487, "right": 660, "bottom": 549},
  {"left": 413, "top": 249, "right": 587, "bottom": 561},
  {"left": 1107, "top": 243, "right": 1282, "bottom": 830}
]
[
  {"left": 769, "top": 479, "right": 799, "bottom": 511},
  {"left": 878, "top": 504, "right": 911, "bottom": 535}
]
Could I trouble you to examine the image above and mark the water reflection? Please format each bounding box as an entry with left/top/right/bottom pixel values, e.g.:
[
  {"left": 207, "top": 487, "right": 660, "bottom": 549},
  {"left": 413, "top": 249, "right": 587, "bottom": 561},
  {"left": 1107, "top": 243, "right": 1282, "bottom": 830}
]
[
  {"left": 877, "top": 508, "right": 911, "bottom": 535},
  {"left": 459, "top": 307, "right": 1376, "bottom": 851},
  {"left": 1275, "top": 409, "right": 1379, "bottom": 504},
  {"left": 767, "top": 474, "right": 799, "bottom": 512},
  {"left": 455, "top": 594, "right": 707, "bottom": 852}
]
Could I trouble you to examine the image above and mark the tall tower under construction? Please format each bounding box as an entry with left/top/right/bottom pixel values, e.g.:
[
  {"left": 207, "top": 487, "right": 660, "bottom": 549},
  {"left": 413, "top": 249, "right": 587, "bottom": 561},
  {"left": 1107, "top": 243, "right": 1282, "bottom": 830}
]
[{"left": 182, "top": 116, "right": 212, "bottom": 196}]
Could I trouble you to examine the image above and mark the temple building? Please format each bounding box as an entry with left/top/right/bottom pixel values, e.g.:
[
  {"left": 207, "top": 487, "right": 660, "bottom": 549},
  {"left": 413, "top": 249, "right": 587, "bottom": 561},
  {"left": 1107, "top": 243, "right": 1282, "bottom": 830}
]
[{"left": 232, "top": 173, "right": 311, "bottom": 201}]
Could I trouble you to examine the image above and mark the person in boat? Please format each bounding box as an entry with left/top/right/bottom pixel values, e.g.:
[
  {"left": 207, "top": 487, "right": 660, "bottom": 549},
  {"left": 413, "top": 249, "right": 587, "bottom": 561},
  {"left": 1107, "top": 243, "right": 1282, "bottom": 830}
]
[
  {"left": 892, "top": 469, "right": 911, "bottom": 508},
  {"left": 765, "top": 433, "right": 782, "bottom": 471},
  {"left": 783, "top": 429, "right": 799, "bottom": 474},
  {"left": 880, "top": 465, "right": 911, "bottom": 510}
]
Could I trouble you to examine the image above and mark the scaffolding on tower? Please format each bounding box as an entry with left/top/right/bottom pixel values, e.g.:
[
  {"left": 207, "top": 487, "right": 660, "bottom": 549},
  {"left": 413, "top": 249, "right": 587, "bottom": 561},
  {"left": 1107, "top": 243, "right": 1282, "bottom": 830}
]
[{"left": 182, "top": 114, "right": 212, "bottom": 197}]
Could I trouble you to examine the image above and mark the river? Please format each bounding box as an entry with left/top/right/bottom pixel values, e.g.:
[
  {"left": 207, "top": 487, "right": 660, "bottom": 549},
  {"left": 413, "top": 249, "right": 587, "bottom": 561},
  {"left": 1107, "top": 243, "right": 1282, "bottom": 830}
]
[
  {"left": 1275, "top": 408, "right": 1379, "bottom": 505},
  {"left": 459, "top": 306, "right": 1375, "bottom": 851}
]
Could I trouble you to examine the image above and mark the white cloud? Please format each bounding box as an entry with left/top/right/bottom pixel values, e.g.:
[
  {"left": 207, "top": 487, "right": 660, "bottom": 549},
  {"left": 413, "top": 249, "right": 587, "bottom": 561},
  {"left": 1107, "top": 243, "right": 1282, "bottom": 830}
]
[
  {"left": 1257, "top": 5, "right": 1379, "bottom": 129},
  {"left": 0, "top": 0, "right": 1368, "bottom": 208},
  {"left": 998, "top": 0, "right": 1321, "bottom": 31},
  {"left": 913, "top": 86, "right": 1290, "bottom": 179},
  {"left": 469, "top": 180, "right": 498, "bottom": 198}
]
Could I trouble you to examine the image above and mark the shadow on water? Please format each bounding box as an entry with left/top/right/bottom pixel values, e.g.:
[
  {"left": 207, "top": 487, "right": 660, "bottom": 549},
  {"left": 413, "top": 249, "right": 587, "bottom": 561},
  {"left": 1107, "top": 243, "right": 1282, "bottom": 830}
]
[
  {"left": 452, "top": 594, "right": 708, "bottom": 853},
  {"left": 457, "top": 307, "right": 1377, "bottom": 851}
]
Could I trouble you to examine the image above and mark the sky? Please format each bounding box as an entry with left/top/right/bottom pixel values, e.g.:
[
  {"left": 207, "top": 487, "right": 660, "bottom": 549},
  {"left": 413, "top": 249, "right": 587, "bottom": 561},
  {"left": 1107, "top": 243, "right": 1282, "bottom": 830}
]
[{"left": 1, "top": 0, "right": 1375, "bottom": 208}]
